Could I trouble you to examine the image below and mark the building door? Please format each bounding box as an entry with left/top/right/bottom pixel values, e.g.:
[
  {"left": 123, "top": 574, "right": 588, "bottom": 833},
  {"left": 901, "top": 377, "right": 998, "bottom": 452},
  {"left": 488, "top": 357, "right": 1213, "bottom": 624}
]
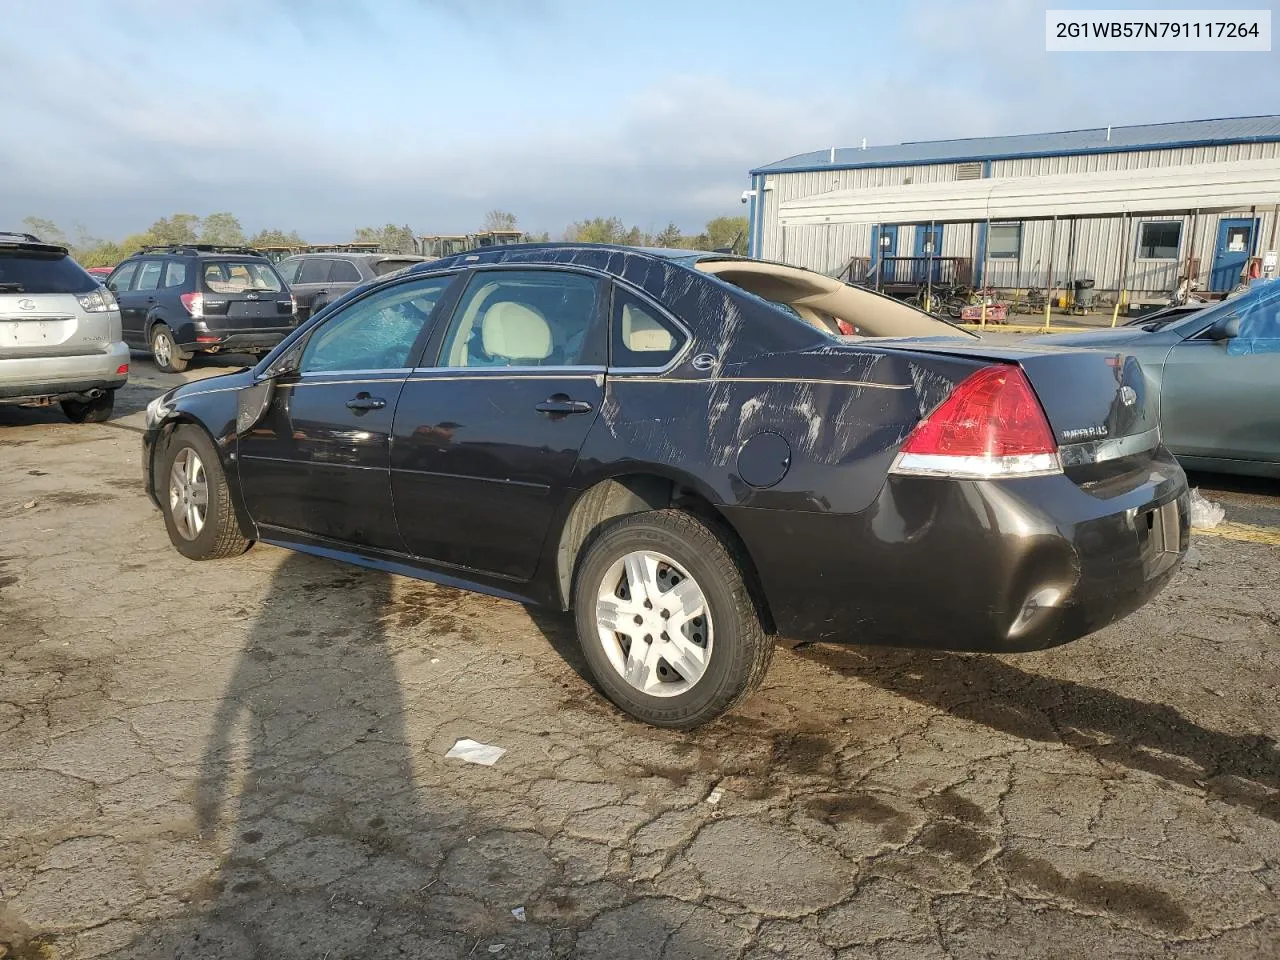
[
  {"left": 1210, "top": 218, "right": 1256, "bottom": 292},
  {"left": 870, "top": 225, "right": 898, "bottom": 284},
  {"left": 914, "top": 224, "right": 944, "bottom": 284}
]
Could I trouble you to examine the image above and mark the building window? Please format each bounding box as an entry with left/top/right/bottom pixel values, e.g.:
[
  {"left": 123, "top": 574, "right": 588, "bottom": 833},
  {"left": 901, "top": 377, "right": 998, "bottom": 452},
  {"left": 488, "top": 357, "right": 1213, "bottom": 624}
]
[
  {"left": 988, "top": 223, "right": 1021, "bottom": 259},
  {"left": 1137, "top": 221, "right": 1181, "bottom": 260}
]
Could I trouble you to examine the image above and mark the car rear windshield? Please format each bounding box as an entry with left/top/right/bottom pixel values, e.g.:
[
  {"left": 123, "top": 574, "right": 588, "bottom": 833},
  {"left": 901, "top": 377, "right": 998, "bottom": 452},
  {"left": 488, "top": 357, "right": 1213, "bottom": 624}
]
[
  {"left": 372, "top": 258, "right": 418, "bottom": 276},
  {"left": 201, "top": 260, "right": 284, "bottom": 294},
  {"left": 0, "top": 251, "right": 97, "bottom": 294}
]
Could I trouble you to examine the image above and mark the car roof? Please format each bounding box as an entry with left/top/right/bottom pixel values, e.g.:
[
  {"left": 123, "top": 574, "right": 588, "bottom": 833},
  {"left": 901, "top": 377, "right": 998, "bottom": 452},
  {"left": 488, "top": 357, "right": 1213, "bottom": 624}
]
[
  {"left": 410, "top": 242, "right": 726, "bottom": 272},
  {"left": 0, "top": 232, "right": 69, "bottom": 256},
  {"left": 284, "top": 252, "right": 424, "bottom": 260},
  {"left": 128, "top": 245, "right": 270, "bottom": 259}
]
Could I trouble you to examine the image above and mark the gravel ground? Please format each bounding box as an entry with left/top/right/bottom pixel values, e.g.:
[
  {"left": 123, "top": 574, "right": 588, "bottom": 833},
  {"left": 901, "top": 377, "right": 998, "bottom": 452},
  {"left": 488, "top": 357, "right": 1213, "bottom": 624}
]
[{"left": 1, "top": 359, "right": 1277, "bottom": 959}]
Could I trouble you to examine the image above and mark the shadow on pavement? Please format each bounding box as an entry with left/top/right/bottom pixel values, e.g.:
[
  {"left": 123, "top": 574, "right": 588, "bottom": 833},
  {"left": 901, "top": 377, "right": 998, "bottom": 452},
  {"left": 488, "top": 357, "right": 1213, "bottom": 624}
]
[
  {"left": 111, "top": 553, "right": 718, "bottom": 959},
  {"left": 796, "top": 643, "right": 1280, "bottom": 823}
]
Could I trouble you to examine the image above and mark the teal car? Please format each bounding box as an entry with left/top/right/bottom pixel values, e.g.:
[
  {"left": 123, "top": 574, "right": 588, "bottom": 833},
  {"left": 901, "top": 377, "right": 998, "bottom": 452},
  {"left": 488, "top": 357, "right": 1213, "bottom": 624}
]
[{"left": 1034, "top": 280, "right": 1280, "bottom": 478}]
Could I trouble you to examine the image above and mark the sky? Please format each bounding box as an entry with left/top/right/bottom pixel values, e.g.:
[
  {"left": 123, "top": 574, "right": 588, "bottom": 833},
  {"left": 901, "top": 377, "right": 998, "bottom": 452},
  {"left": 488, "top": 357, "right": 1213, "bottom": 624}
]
[{"left": 2, "top": 0, "right": 1277, "bottom": 242}]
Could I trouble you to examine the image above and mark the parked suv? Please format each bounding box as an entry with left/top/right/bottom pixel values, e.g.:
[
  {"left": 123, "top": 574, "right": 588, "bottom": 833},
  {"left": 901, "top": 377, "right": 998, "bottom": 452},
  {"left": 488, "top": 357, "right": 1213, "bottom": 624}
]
[
  {"left": 107, "top": 245, "right": 296, "bottom": 372},
  {"left": 0, "top": 232, "right": 128, "bottom": 423},
  {"left": 277, "top": 252, "right": 424, "bottom": 323}
]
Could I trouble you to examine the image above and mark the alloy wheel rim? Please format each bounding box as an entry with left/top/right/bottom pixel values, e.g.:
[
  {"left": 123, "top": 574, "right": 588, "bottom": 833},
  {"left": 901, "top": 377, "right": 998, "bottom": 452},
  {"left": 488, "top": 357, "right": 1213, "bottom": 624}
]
[
  {"left": 153, "top": 331, "right": 171, "bottom": 366},
  {"left": 168, "top": 447, "right": 209, "bottom": 540},
  {"left": 595, "top": 550, "right": 713, "bottom": 697}
]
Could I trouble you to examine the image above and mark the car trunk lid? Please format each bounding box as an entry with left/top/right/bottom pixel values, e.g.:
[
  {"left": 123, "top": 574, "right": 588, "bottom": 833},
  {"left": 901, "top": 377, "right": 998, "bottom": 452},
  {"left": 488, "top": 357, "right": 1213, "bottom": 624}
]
[{"left": 880, "top": 337, "right": 1160, "bottom": 480}]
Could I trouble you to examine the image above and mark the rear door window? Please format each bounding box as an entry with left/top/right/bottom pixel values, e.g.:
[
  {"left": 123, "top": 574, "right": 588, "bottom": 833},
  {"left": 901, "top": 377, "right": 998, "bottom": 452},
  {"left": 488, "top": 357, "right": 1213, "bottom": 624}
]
[
  {"left": 0, "top": 251, "right": 98, "bottom": 294},
  {"left": 330, "top": 260, "right": 362, "bottom": 283},
  {"left": 373, "top": 258, "right": 418, "bottom": 276},
  {"left": 201, "top": 261, "right": 283, "bottom": 294},
  {"left": 437, "top": 270, "right": 603, "bottom": 368},
  {"left": 162, "top": 261, "right": 188, "bottom": 288},
  {"left": 135, "top": 260, "right": 163, "bottom": 292},
  {"left": 296, "top": 259, "right": 331, "bottom": 284}
]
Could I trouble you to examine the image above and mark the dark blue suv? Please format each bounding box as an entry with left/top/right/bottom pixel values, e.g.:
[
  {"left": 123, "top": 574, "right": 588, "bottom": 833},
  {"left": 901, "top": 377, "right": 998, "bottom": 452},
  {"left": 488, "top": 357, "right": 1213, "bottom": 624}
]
[{"left": 107, "top": 245, "right": 295, "bottom": 372}]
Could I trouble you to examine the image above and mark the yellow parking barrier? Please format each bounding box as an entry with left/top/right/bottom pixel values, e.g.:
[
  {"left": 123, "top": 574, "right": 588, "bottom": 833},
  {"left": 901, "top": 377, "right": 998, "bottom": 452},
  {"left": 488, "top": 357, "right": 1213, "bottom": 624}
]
[{"left": 1196, "top": 522, "right": 1280, "bottom": 547}]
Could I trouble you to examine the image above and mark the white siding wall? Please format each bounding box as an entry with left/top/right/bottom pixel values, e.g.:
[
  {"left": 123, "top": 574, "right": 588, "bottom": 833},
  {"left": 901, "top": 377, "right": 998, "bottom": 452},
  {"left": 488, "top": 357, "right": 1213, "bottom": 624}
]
[{"left": 760, "top": 141, "right": 1280, "bottom": 294}]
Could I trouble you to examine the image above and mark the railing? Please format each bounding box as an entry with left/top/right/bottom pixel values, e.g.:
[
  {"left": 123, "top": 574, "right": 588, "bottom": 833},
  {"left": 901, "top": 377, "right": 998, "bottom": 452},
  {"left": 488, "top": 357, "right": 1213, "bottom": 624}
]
[{"left": 840, "top": 256, "right": 973, "bottom": 290}]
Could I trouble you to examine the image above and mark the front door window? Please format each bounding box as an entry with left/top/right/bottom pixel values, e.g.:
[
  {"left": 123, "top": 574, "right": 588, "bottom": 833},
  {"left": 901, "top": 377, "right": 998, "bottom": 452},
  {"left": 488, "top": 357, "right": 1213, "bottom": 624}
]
[{"left": 301, "top": 276, "right": 453, "bottom": 373}]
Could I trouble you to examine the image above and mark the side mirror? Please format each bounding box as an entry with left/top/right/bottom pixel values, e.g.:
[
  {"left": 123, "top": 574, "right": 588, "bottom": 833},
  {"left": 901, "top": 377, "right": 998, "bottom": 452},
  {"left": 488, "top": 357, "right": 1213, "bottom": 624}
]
[{"left": 1209, "top": 314, "right": 1241, "bottom": 340}]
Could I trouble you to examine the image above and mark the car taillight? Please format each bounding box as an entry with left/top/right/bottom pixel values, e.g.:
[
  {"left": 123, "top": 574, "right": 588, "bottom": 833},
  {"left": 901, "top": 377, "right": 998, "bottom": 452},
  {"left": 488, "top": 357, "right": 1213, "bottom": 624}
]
[
  {"left": 76, "top": 287, "right": 117, "bottom": 313},
  {"left": 890, "top": 364, "right": 1061, "bottom": 479},
  {"left": 179, "top": 292, "right": 203, "bottom": 318}
]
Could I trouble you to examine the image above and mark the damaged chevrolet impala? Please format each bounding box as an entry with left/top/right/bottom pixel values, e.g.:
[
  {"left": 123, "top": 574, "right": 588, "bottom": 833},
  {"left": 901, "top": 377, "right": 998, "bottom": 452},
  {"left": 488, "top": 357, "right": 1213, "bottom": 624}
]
[{"left": 143, "top": 244, "right": 1189, "bottom": 728}]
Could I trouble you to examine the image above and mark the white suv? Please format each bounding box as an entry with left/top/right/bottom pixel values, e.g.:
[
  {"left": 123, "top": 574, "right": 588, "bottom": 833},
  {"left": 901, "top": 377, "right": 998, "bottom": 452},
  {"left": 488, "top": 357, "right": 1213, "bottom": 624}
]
[{"left": 0, "top": 232, "right": 129, "bottom": 422}]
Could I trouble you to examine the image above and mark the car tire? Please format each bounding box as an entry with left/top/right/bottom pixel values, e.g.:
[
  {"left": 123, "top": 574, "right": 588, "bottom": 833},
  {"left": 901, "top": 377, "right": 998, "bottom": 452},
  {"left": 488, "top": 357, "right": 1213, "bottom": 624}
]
[
  {"left": 158, "top": 425, "right": 252, "bottom": 561},
  {"left": 151, "top": 324, "right": 190, "bottom": 373},
  {"left": 572, "top": 509, "right": 773, "bottom": 729},
  {"left": 61, "top": 389, "right": 115, "bottom": 424}
]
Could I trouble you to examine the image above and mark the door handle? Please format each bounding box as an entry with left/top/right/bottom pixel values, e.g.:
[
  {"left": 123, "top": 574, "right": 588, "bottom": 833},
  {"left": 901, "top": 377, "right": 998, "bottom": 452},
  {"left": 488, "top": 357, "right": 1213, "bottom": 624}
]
[
  {"left": 346, "top": 392, "right": 386, "bottom": 411},
  {"left": 536, "top": 397, "right": 593, "bottom": 416}
]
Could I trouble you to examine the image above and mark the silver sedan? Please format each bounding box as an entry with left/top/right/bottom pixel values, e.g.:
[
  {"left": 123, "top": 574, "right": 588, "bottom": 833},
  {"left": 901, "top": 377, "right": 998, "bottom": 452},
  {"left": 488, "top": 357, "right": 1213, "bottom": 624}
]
[{"left": 1033, "top": 280, "right": 1280, "bottom": 478}]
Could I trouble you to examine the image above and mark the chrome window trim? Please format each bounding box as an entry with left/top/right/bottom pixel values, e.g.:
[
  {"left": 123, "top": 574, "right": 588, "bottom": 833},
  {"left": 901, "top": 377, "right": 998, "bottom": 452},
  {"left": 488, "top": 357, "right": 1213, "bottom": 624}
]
[
  {"left": 407, "top": 364, "right": 606, "bottom": 382},
  {"left": 298, "top": 368, "right": 412, "bottom": 378}
]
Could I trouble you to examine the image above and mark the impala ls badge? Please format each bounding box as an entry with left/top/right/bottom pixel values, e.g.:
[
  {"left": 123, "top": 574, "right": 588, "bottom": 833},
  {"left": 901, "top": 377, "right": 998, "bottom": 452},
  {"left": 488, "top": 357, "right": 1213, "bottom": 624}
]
[{"left": 1119, "top": 385, "right": 1137, "bottom": 407}]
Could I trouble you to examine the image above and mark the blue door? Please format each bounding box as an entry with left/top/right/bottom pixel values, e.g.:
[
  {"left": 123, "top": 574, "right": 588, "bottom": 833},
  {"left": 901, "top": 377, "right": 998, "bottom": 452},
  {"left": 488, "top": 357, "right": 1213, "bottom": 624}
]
[
  {"left": 914, "top": 224, "right": 944, "bottom": 284},
  {"left": 1210, "top": 218, "right": 1256, "bottom": 292},
  {"left": 870, "top": 225, "right": 898, "bottom": 284}
]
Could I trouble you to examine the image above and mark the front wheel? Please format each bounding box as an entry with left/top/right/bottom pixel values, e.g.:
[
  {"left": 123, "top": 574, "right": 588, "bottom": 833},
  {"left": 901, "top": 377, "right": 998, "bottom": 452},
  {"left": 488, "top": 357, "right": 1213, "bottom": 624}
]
[
  {"left": 573, "top": 509, "right": 773, "bottom": 729},
  {"left": 151, "top": 325, "right": 190, "bottom": 373},
  {"left": 158, "top": 425, "right": 252, "bottom": 560},
  {"left": 61, "top": 389, "right": 115, "bottom": 423}
]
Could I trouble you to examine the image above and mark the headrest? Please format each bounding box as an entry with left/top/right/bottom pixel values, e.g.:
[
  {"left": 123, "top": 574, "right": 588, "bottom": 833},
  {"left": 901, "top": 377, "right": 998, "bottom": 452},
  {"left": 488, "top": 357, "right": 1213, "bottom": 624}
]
[
  {"left": 621, "top": 303, "right": 674, "bottom": 352},
  {"left": 481, "top": 301, "right": 551, "bottom": 360}
]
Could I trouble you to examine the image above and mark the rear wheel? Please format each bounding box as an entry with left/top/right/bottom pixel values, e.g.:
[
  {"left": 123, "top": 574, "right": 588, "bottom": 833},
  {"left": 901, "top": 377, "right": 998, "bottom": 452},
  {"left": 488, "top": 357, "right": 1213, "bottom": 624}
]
[
  {"left": 158, "top": 425, "right": 252, "bottom": 560},
  {"left": 151, "top": 325, "right": 190, "bottom": 373},
  {"left": 573, "top": 509, "right": 773, "bottom": 729},
  {"left": 61, "top": 389, "right": 115, "bottom": 423}
]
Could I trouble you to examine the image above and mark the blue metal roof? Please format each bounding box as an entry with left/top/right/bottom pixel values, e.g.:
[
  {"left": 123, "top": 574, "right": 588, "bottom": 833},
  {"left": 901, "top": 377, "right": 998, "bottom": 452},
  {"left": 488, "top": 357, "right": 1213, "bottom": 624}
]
[{"left": 751, "top": 115, "right": 1280, "bottom": 175}]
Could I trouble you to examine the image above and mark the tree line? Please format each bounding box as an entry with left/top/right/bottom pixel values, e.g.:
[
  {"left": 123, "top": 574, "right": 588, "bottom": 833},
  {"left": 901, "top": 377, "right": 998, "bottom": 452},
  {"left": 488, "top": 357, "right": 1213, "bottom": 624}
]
[{"left": 20, "top": 210, "right": 749, "bottom": 267}]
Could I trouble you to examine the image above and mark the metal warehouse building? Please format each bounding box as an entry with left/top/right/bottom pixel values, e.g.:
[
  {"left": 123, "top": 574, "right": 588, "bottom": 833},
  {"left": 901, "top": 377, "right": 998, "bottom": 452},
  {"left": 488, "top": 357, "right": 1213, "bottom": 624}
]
[{"left": 745, "top": 116, "right": 1280, "bottom": 304}]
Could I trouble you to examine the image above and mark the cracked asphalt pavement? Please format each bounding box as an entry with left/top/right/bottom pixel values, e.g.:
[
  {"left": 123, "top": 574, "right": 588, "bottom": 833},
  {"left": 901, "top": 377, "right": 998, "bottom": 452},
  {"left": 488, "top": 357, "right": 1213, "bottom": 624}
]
[{"left": 2, "top": 359, "right": 1278, "bottom": 959}]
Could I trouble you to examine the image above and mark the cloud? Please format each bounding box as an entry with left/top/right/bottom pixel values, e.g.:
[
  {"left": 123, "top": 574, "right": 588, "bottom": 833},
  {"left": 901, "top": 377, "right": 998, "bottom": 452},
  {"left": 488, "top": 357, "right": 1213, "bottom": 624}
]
[{"left": 1, "top": 0, "right": 1273, "bottom": 241}]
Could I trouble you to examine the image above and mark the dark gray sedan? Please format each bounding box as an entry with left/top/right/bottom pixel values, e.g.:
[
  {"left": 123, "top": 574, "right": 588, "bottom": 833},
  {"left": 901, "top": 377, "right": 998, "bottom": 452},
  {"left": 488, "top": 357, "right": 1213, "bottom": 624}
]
[
  {"left": 276, "top": 252, "right": 424, "bottom": 323},
  {"left": 1036, "top": 280, "right": 1280, "bottom": 478}
]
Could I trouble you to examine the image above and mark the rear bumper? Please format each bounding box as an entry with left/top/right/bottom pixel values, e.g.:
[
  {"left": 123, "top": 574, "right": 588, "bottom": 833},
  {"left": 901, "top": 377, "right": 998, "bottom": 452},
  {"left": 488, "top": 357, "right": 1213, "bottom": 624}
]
[
  {"left": 0, "top": 342, "right": 129, "bottom": 402},
  {"left": 173, "top": 321, "right": 293, "bottom": 353},
  {"left": 726, "top": 450, "right": 1189, "bottom": 653}
]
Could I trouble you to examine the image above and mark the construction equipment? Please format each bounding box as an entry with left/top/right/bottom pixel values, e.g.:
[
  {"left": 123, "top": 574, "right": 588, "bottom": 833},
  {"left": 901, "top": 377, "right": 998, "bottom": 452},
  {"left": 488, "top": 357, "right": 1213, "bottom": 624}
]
[{"left": 418, "top": 231, "right": 528, "bottom": 259}]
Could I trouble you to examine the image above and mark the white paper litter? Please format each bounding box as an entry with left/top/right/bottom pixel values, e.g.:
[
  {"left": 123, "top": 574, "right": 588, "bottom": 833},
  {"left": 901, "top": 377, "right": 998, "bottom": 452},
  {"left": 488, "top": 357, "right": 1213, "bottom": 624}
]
[
  {"left": 488, "top": 946, "right": 506, "bottom": 954},
  {"left": 511, "top": 906, "right": 526, "bottom": 922},
  {"left": 705, "top": 787, "right": 724, "bottom": 805},
  {"left": 1188, "top": 488, "right": 1225, "bottom": 530},
  {"left": 445, "top": 738, "right": 506, "bottom": 766}
]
